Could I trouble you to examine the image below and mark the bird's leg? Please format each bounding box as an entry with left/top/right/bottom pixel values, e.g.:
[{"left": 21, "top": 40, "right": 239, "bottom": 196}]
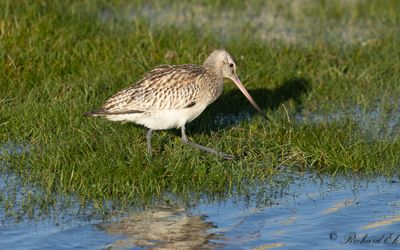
[
  {"left": 146, "top": 129, "right": 153, "bottom": 155},
  {"left": 180, "top": 126, "right": 234, "bottom": 160}
]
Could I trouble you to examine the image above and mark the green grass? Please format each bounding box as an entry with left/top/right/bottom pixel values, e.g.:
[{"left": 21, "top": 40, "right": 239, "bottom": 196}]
[{"left": 1, "top": 0, "right": 400, "bottom": 210}]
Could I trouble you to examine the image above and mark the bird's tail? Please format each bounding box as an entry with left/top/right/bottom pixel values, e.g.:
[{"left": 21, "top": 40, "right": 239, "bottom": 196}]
[
  {"left": 83, "top": 109, "right": 144, "bottom": 117},
  {"left": 83, "top": 109, "right": 108, "bottom": 117}
]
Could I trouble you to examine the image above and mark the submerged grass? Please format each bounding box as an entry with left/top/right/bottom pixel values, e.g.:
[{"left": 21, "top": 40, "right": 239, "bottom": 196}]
[{"left": 1, "top": 0, "right": 400, "bottom": 208}]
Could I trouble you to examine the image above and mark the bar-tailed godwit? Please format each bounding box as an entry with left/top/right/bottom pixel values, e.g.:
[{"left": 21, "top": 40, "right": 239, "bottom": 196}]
[{"left": 85, "top": 50, "right": 265, "bottom": 159}]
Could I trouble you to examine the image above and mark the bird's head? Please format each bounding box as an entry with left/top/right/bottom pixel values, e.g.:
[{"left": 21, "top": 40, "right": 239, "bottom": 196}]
[
  {"left": 203, "top": 49, "right": 237, "bottom": 80},
  {"left": 203, "top": 49, "right": 266, "bottom": 118}
]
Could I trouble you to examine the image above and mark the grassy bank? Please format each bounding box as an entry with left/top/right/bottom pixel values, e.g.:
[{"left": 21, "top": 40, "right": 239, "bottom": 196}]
[{"left": 1, "top": 0, "right": 400, "bottom": 207}]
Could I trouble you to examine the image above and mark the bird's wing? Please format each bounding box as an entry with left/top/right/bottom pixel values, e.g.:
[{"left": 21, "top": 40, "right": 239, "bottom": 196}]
[{"left": 102, "top": 64, "right": 204, "bottom": 113}]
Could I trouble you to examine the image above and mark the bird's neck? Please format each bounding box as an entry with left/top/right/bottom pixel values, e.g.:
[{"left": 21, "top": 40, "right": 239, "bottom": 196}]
[
  {"left": 202, "top": 56, "right": 225, "bottom": 104},
  {"left": 203, "top": 58, "right": 223, "bottom": 79},
  {"left": 202, "top": 68, "right": 224, "bottom": 105}
]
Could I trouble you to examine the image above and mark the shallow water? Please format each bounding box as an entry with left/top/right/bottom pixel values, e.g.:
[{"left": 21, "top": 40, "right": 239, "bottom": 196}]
[
  {"left": 1, "top": 172, "right": 400, "bottom": 249},
  {"left": 97, "top": 1, "right": 389, "bottom": 46}
]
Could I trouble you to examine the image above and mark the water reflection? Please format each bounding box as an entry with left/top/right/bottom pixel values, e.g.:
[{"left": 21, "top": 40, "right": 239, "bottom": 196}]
[
  {"left": 99, "top": 206, "right": 222, "bottom": 249},
  {"left": 2, "top": 173, "right": 400, "bottom": 249}
]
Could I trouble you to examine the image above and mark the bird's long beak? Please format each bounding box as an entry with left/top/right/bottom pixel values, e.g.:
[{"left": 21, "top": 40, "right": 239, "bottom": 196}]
[{"left": 231, "top": 76, "right": 267, "bottom": 119}]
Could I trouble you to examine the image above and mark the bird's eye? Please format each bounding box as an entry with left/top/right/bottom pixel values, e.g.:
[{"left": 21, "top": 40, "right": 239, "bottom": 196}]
[{"left": 229, "top": 63, "right": 234, "bottom": 68}]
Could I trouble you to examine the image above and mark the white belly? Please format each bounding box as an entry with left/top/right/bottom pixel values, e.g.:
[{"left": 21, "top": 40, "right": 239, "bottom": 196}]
[{"left": 105, "top": 105, "right": 207, "bottom": 130}]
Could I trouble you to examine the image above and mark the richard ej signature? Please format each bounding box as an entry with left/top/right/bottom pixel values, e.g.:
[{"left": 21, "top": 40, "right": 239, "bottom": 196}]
[{"left": 329, "top": 232, "right": 400, "bottom": 246}]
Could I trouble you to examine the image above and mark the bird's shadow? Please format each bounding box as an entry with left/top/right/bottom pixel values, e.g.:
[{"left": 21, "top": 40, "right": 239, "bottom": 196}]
[{"left": 184, "top": 77, "right": 312, "bottom": 135}]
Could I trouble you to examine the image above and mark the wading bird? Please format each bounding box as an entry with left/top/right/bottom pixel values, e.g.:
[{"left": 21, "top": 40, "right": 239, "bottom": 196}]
[{"left": 85, "top": 50, "right": 265, "bottom": 159}]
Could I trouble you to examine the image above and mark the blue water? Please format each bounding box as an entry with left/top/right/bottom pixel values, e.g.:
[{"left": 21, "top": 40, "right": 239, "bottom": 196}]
[{"left": 1, "top": 173, "right": 400, "bottom": 250}]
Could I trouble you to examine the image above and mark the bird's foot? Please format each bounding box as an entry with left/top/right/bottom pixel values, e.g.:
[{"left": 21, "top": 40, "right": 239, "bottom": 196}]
[{"left": 182, "top": 139, "right": 235, "bottom": 160}]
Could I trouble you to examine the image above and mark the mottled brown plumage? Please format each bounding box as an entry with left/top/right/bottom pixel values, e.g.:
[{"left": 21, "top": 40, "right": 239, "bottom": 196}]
[
  {"left": 85, "top": 50, "right": 264, "bottom": 159},
  {"left": 103, "top": 65, "right": 209, "bottom": 112}
]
